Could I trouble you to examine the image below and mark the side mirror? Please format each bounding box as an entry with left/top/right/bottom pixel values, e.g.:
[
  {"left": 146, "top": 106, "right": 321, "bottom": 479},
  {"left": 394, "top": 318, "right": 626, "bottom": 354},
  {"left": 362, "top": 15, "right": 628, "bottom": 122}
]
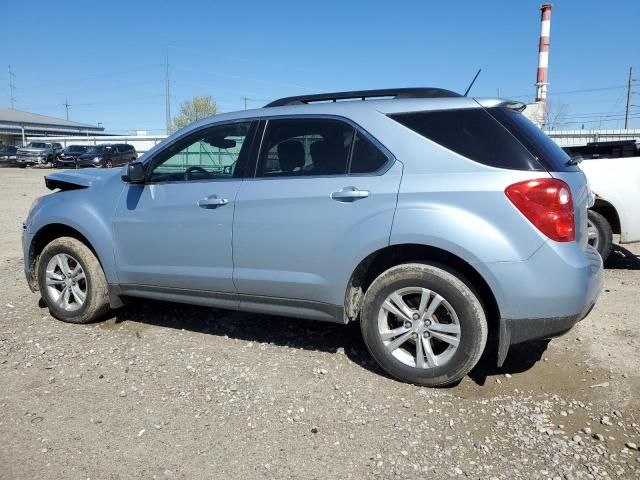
[{"left": 122, "top": 161, "right": 145, "bottom": 183}]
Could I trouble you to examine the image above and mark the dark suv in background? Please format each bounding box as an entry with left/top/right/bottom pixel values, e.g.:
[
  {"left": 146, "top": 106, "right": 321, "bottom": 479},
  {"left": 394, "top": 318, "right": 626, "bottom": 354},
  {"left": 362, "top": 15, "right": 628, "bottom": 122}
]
[
  {"left": 76, "top": 144, "right": 137, "bottom": 168},
  {"left": 55, "top": 145, "right": 88, "bottom": 168},
  {"left": 0, "top": 145, "right": 18, "bottom": 167}
]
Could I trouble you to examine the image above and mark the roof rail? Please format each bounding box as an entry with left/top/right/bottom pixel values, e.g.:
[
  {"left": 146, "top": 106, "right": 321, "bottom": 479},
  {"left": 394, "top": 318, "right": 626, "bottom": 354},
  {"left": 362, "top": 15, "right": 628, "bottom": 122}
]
[{"left": 265, "top": 88, "right": 461, "bottom": 107}]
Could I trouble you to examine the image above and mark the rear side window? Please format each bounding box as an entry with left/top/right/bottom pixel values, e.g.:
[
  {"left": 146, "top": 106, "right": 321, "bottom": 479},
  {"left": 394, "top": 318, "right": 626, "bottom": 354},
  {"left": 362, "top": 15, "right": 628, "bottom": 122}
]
[
  {"left": 256, "top": 119, "right": 353, "bottom": 177},
  {"left": 350, "top": 132, "right": 388, "bottom": 174},
  {"left": 390, "top": 109, "right": 544, "bottom": 171},
  {"left": 487, "top": 107, "right": 576, "bottom": 172}
]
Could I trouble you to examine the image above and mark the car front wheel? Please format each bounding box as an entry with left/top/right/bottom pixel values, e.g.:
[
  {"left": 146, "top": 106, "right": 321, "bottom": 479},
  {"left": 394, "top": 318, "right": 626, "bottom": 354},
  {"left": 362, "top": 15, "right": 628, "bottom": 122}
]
[
  {"left": 360, "top": 263, "right": 488, "bottom": 387},
  {"left": 37, "top": 237, "right": 110, "bottom": 323}
]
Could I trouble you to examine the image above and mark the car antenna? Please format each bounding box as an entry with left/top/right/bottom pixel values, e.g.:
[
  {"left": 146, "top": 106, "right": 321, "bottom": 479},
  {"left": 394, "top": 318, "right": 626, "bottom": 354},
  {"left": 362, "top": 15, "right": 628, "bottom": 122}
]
[{"left": 463, "top": 68, "right": 482, "bottom": 97}]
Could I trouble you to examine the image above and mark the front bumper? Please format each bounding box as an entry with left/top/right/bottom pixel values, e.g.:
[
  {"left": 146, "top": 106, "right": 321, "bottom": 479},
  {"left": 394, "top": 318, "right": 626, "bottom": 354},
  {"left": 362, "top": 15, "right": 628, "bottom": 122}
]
[
  {"left": 17, "top": 156, "right": 48, "bottom": 165},
  {"left": 76, "top": 161, "right": 102, "bottom": 168},
  {"left": 55, "top": 159, "right": 77, "bottom": 168}
]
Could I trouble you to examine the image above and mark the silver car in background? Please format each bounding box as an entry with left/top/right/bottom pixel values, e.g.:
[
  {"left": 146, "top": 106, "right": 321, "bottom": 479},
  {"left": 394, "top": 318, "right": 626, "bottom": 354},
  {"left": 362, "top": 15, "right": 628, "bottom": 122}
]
[
  {"left": 22, "top": 88, "right": 603, "bottom": 386},
  {"left": 17, "top": 141, "right": 56, "bottom": 166}
]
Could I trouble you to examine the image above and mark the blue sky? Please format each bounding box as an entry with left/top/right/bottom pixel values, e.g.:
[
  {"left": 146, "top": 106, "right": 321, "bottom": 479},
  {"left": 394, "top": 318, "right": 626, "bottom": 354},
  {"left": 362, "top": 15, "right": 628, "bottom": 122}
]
[{"left": 1, "top": 0, "right": 638, "bottom": 133}]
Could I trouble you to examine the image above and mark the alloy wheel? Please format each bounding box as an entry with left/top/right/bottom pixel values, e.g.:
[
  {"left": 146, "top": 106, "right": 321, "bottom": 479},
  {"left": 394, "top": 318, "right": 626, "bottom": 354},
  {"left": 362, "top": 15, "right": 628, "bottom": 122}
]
[
  {"left": 45, "top": 253, "right": 87, "bottom": 312},
  {"left": 587, "top": 219, "right": 600, "bottom": 250},
  {"left": 377, "top": 287, "right": 461, "bottom": 369}
]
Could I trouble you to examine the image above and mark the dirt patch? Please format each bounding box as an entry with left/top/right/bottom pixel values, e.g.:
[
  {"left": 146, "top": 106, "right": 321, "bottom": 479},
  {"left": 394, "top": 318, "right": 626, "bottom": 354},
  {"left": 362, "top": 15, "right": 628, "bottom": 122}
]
[{"left": 1, "top": 168, "right": 639, "bottom": 479}]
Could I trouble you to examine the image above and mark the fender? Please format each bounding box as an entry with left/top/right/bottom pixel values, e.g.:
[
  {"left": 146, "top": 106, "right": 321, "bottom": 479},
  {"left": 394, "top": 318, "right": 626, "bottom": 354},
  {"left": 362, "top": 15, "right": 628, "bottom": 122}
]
[{"left": 26, "top": 181, "right": 125, "bottom": 286}]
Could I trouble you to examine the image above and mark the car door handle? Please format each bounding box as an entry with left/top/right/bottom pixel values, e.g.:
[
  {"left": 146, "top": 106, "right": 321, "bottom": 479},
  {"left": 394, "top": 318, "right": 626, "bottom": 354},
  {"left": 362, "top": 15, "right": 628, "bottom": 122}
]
[
  {"left": 330, "top": 187, "right": 370, "bottom": 202},
  {"left": 198, "top": 196, "right": 229, "bottom": 209}
]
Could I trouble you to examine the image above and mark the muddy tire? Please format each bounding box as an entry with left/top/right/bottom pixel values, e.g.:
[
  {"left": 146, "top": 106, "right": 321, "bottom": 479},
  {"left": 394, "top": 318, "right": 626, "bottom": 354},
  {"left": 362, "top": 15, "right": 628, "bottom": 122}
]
[
  {"left": 587, "top": 209, "right": 613, "bottom": 261},
  {"left": 360, "top": 263, "right": 487, "bottom": 387},
  {"left": 37, "top": 237, "right": 110, "bottom": 324}
]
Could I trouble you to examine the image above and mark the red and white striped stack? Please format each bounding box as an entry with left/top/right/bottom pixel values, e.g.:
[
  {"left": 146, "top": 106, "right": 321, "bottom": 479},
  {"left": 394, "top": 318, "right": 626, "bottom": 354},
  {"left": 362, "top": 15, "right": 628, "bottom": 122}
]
[{"left": 535, "top": 3, "right": 553, "bottom": 102}]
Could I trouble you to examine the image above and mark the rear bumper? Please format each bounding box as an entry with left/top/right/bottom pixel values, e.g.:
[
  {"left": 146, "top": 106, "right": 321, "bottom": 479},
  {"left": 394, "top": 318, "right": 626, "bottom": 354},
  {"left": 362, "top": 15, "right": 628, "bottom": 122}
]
[
  {"left": 497, "top": 302, "right": 595, "bottom": 366},
  {"left": 483, "top": 242, "right": 603, "bottom": 366}
]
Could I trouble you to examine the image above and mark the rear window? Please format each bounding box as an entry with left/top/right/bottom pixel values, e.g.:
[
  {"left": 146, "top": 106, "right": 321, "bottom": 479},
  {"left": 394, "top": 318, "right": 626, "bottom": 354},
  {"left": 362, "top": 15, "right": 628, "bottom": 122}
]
[
  {"left": 390, "top": 108, "right": 574, "bottom": 172},
  {"left": 487, "top": 107, "right": 576, "bottom": 172}
]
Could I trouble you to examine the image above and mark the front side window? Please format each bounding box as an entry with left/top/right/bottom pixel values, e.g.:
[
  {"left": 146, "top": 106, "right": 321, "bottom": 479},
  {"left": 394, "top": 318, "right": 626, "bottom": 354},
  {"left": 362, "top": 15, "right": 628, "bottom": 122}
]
[
  {"left": 149, "top": 122, "right": 253, "bottom": 182},
  {"left": 256, "top": 119, "right": 354, "bottom": 177}
]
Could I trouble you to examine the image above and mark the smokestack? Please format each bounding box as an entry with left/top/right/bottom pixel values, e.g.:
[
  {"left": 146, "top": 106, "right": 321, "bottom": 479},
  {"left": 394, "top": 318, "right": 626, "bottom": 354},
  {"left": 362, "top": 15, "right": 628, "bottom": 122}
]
[{"left": 535, "top": 3, "right": 553, "bottom": 102}]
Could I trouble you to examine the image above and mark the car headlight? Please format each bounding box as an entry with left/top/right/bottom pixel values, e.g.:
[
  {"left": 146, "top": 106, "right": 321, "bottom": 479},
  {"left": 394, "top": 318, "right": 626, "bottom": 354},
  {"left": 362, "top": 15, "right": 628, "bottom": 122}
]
[{"left": 93, "top": 156, "right": 102, "bottom": 161}]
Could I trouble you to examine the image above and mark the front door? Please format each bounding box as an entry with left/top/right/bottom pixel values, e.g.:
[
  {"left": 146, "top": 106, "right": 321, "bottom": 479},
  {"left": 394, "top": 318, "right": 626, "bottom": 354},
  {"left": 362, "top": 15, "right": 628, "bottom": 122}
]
[
  {"left": 233, "top": 118, "right": 402, "bottom": 307},
  {"left": 113, "top": 121, "right": 256, "bottom": 293}
]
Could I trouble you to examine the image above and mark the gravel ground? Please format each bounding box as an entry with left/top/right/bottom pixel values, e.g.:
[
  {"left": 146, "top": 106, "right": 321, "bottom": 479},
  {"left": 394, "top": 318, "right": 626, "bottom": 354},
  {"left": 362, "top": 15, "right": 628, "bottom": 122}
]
[{"left": 1, "top": 168, "right": 639, "bottom": 479}]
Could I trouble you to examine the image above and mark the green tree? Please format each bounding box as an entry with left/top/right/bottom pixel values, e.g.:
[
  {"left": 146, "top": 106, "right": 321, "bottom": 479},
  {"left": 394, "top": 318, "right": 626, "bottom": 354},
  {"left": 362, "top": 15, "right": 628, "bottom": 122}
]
[{"left": 172, "top": 96, "right": 218, "bottom": 131}]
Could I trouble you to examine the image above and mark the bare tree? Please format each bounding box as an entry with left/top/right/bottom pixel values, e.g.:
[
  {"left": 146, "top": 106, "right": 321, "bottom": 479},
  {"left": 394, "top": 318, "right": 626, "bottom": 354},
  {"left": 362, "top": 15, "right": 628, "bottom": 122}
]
[{"left": 544, "top": 100, "right": 570, "bottom": 130}]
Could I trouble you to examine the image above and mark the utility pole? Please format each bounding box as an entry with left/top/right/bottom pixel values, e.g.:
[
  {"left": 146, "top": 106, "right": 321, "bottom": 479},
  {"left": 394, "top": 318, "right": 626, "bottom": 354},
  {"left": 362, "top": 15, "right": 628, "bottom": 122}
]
[
  {"left": 63, "top": 99, "right": 71, "bottom": 120},
  {"left": 165, "top": 50, "right": 171, "bottom": 135},
  {"left": 7, "top": 65, "right": 16, "bottom": 109},
  {"left": 243, "top": 96, "right": 248, "bottom": 110},
  {"left": 624, "top": 67, "right": 633, "bottom": 130}
]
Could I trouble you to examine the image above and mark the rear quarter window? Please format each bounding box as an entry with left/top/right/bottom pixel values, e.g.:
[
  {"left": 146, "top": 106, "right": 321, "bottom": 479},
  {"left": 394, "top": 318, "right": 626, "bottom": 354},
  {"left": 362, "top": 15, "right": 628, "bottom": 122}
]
[
  {"left": 487, "top": 107, "right": 577, "bottom": 172},
  {"left": 390, "top": 108, "right": 546, "bottom": 171}
]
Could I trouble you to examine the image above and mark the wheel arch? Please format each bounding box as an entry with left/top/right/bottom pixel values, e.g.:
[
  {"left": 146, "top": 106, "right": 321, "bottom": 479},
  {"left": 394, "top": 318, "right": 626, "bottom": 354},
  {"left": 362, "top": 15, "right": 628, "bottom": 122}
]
[
  {"left": 28, "top": 223, "right": 101, "bottom": 289},
  {"left": 344, "top": 243, "right": 500, "bottom": 332},
  {"left": 591, "top": 197, "right": 620, "bottom": 234}
]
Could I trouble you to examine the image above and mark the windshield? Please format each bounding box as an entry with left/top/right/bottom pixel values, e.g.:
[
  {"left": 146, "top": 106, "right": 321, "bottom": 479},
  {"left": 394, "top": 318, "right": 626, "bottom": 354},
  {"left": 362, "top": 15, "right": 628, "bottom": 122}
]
[
  {"left": 86, "top": 145, "right": 110, "bottom": 154},
  {"left": 26, "top": 142, "right": 48, "bottom": 148},
  {"left": 66, "top": 145, "right": 86, "bottom": 152}
]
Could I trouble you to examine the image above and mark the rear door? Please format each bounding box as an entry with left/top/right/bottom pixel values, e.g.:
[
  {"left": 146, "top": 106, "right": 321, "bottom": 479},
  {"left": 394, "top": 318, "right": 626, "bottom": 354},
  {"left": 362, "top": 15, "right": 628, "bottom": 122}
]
[{"left": 233, "top": 117, "right": 402, "bottom": 309}]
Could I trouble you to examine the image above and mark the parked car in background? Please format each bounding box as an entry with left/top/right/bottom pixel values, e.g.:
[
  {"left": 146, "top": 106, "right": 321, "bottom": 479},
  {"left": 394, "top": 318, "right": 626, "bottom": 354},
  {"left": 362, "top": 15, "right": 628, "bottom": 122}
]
[
  {"left": 54, "top": 145, "right": 88, "bottom": 168},
  {"left": 23, "top": 88, "right": 603, "bottom": 387},
  {"left": 51, "top": 142, "right": 64, "bottom": 159},
  {"left": 76, "top": 144, "right": 137, "bottom": 168},
  {"left": 0, "top": 145, "right": 18, "bottom": 167},
  {"left": 580, "top": 157, "right": 640, "bottom": 260},
  {"left": 16, "top": 142, "right": 56, "bottom": 166}
]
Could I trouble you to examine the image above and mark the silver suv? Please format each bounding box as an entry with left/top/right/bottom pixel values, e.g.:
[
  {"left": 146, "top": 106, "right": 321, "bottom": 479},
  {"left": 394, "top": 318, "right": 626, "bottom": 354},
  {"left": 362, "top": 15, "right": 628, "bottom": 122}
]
[{"left": 22, "top": 88, "right": 603, "bottom": 386}]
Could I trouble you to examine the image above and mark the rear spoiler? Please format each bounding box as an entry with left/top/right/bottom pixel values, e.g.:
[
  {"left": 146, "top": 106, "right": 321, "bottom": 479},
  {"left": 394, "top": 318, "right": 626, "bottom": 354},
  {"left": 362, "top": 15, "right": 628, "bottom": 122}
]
[{"left": 474, "top": 98, "right": 526, "bottom": 112}]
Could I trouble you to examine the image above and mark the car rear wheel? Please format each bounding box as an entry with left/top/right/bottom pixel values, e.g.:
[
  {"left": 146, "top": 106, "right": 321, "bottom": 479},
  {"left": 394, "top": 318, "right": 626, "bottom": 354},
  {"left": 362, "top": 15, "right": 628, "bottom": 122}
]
[
  {"left": 105, "top": 160, "right": 113, "bottom": 168},
  {"left": 587, "top": 210, "right": 613, "bottom": 261},
  {"left": 37, "top": 237, "right": 110, "bottom": 324},
  {"left": 360, "top": 263, "right": 487, "bottom": 387}
]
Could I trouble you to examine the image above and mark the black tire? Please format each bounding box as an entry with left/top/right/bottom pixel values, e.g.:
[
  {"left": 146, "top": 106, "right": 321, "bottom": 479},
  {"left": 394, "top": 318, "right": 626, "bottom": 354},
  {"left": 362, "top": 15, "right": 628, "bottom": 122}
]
[
  {"left": 587, "top": 210, "right": 613, "bottom": 261},
  {"left": 105, "top": 160, "right": 113, "bottom": 168},
  {"left": 37, "top": 237, "right": 110, "bottom": 324},
  {"left": 360, "top": 263, "right": 488, "bottom": 387}
]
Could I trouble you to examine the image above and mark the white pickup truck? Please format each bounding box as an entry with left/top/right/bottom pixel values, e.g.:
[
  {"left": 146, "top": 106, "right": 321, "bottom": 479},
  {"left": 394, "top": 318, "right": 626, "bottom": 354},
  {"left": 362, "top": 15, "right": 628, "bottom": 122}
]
[{"left": 580, "top": 157, "right": 640, "bottom": 260}]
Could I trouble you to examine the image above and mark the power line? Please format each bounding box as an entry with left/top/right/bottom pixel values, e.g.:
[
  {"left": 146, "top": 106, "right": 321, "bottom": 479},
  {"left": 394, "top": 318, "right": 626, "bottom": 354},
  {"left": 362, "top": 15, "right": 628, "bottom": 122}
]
[
  {"left": 167, "top": 45, "right": 312, "bottom": 72},
  {"left": 18, "top": 65, "right": 160, "bottom": 92},
  {"left": 174, "top": 64, "right": 317, "bottom": 91},
  {"left": 506, "top": 83, "right": 631, "bottom": 99}
]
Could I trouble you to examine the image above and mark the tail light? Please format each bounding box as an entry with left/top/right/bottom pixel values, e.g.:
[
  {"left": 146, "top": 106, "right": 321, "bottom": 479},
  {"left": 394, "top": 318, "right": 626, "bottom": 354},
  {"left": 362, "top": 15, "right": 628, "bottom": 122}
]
[{"left": 505, "top": 178, "right": 575, "bottom": 242}]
